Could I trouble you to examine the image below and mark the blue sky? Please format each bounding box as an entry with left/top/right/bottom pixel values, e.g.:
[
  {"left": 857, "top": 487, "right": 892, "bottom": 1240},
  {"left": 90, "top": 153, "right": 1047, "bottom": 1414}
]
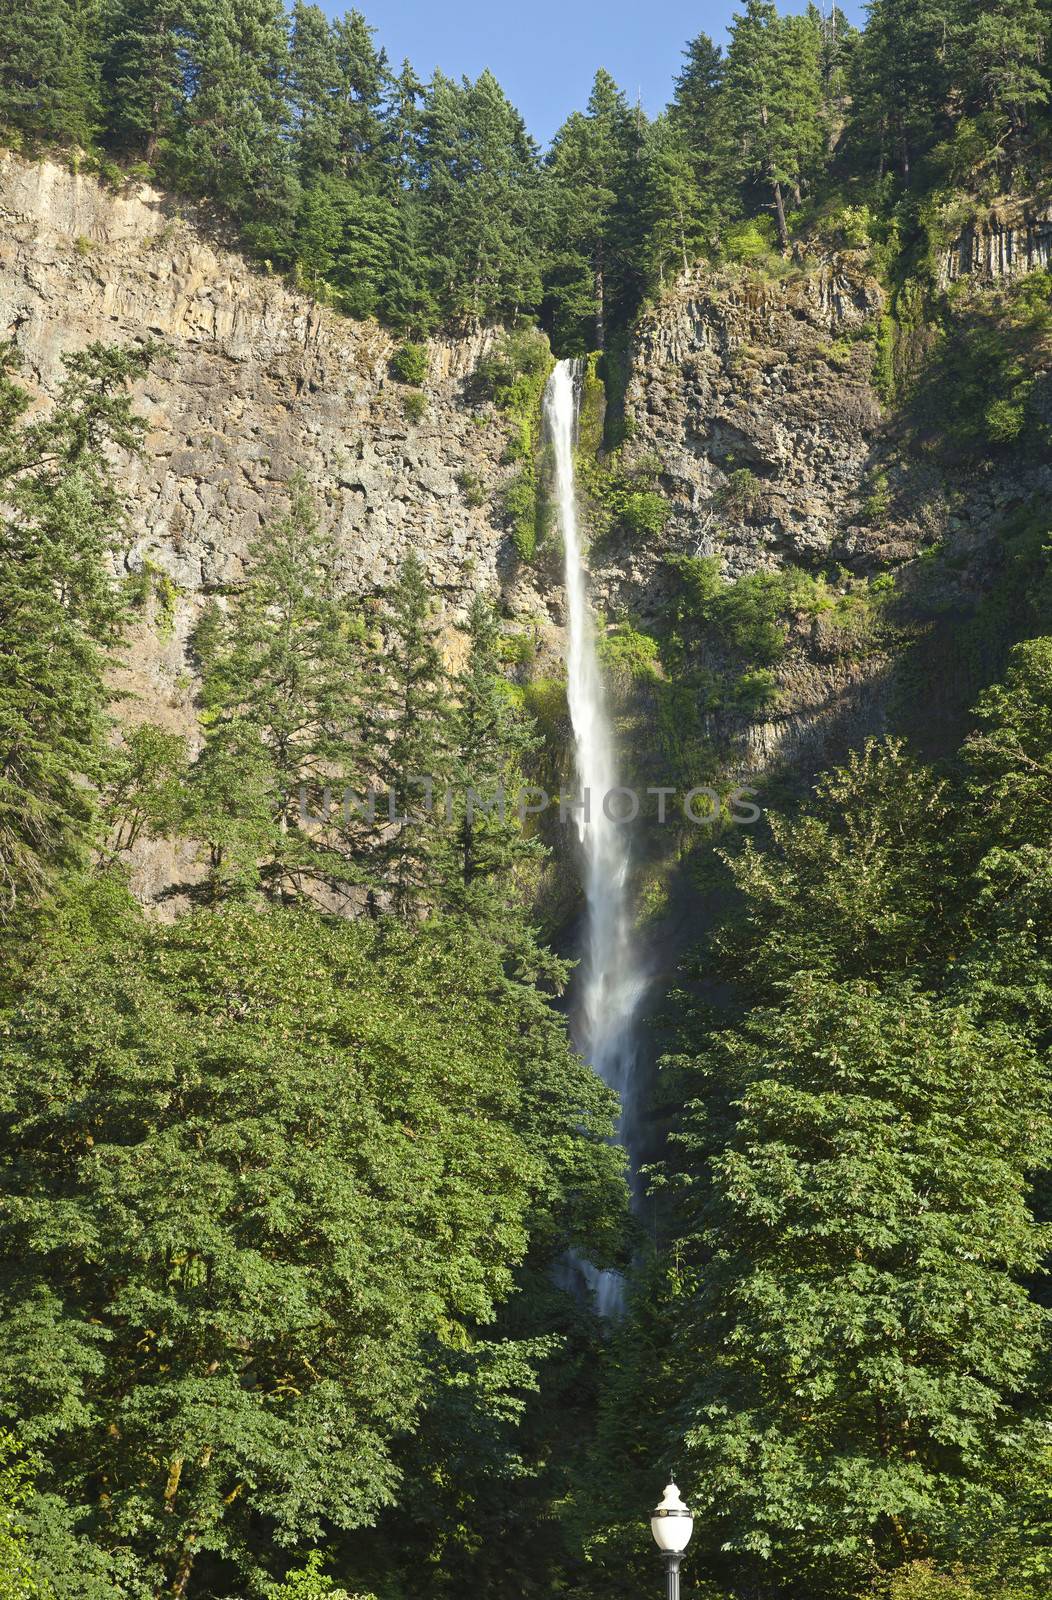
[{"left": 322, "top": 0, "right": 868, "bottom": 146}]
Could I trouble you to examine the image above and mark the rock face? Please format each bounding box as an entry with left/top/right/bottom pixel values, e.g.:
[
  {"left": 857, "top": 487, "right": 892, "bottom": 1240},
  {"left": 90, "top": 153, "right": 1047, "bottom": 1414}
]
[
  {"left": 611, "top": 261, "right": 886, "bottom": 594},
  {"left": 3, "top": 153, "right": 1048, "bottom": 899},
  {"left": 0, "top": 153, "right": 541, "bottom": 626},
  {"left": 938, "top": 197, "right": 1052, "bottom": 286}
]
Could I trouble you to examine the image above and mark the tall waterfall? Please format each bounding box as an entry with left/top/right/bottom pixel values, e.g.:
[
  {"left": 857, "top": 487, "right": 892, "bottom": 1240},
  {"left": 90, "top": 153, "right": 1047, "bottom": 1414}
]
[{"left": 544, "top": 358, "right": 646, "bottom": 1314}]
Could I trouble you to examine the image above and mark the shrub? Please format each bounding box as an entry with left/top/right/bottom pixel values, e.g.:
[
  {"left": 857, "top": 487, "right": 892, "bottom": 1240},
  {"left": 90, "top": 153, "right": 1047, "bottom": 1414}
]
[
  {"left": 722, "top": 216, "right": 779, "bottom": 263},
  {"left": 666, "top": 556, "right": 841, "bottom": 666},
  {"left": 391, "top": 341, "right": 428, "bottom": 384},
  {"left": 456, "top": 469, "right": 487, "bottom": 507},
  {"left": 728, "top": 667, "right": 779, "bottom": 713},
  {"left": 476, "top": 327, "right": 553, "bottom": 462},
  {"left": 985, "top": 398, "right": 1026, "bottom": 444},
  {"left": 861, "top": 469, "right": 891, "bottom": 522},
  {"left": 620, "top": 490, "right": 668, "bottom": 538},
  {"left": 501, "top": 468, "right": 539, "bottom": 560},
  {"left": 403, "top": 391, "right": 427, "bottom": 422},
  {"left": 598, "top": 622, "right": 661, "bottom": 681},
  {"left": 719, "top": 466, "right": 765, "bottom": 519}
]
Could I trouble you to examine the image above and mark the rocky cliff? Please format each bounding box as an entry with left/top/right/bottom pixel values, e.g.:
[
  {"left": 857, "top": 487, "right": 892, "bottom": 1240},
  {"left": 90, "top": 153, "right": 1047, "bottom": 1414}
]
[{"left": 3, "top": 153, "right": 1048, "bottom": 900}]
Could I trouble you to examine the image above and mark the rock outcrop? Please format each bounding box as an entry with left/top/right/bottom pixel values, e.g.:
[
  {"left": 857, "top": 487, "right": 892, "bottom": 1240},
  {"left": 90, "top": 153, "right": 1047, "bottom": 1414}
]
[
  {"left": 0, "top": 153, "right": 540, "bottom": 628},
  {"left": 4, "top": 152, "right": 1047, "bottom": 901},
  {"left": 938, "top": 196, "right": 1052, "bottom": 287}
]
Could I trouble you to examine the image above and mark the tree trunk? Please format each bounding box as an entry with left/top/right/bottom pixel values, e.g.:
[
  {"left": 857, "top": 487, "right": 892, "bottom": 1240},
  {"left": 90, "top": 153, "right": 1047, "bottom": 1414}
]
[
  {"left": 594, "top": 256, "right": 606, "bottom": 351},
  {"left": 771, "top": 179, "right": 789, "bottom": 250}
]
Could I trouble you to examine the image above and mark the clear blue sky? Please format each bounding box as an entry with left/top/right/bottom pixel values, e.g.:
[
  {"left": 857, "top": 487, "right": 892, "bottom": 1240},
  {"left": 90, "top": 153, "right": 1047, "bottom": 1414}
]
[{"left": 322, "top": 0, "right": 868, "bottom": 147}]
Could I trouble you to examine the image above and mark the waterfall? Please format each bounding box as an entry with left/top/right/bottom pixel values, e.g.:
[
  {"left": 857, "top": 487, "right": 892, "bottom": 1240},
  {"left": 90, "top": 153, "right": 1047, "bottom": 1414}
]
[{"left": 544, "top": 358, "right": 647, "bottom": 1316}]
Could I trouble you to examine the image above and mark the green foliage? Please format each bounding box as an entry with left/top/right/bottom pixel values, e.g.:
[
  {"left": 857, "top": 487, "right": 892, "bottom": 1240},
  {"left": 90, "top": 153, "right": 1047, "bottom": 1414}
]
[
  {"left": 455, "top": 468, "right": 486, "bottom": 507},
  {"left": 721, "top": 215, "right": 780, "bottom": 264},
  {"left": 721, "top": 0, "right": 824, "bottom": 249},
  {"left": 578, "top": 450, "right": 669, "bottom": 545},
  {"left": 403, "top": 390, "right": 427, "bottom": 422},
  {"left": 718, "top": 465, "right": 765, "bottom": 518},
  {"left": 677, "top": 978, "right": 1050, "bottom": 1592},
  {"left": 125, "top": 558, "right": 179, "bottom": 635},
  {"left": 475, "top": 330, "right": 552, "bottom": 562},
  {"left": 597, "top": 621, "right": 662, "bottom": 682},
  {"left": 501, "top": 467, "right": 541, "bottom": 562},
  {"left": 0, "top": 884, "right": 622, "bottom": 1593},
  {"left": 189, "top": 474, "right": 368, "bottom": 903},
  {"left": 909, "top": 272, "right": 1052, "bottom": 461},
  {"left": 0, "top": 338, "right": 155, "bottom": 921},
  {"left": 102, "top": 723, "right": 189, "bottom": 861},
  {"left": 0, "top": 1432, "right": 41, "bottom": 1599},
  {"left": 273, "top": 1551, "right": 371, "bottom": 1598},
  {"left": 391, "top": 341, "right": 428, "bottom": 384}
]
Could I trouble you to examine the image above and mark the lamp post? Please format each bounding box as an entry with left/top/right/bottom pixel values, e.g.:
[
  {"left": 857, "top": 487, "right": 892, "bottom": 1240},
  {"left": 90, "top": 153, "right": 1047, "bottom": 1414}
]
[{"left": 651, "top": 1479, "right": 693, "bottom": 1600}]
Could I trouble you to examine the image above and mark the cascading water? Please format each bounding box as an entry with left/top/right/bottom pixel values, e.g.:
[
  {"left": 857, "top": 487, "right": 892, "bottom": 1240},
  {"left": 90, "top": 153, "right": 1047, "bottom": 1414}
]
[{"left": 544, "top": 358, "right": 647, "bottom": 1315}]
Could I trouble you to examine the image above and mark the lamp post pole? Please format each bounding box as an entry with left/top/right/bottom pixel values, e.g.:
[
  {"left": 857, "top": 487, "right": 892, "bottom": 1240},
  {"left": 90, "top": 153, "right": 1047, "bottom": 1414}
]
[
  {"left": 651, "top": 1479, "right": 692, "bottom": 1600},
  {"left": 663, "top": 1549, "right": 683, "bottom": 1600}
]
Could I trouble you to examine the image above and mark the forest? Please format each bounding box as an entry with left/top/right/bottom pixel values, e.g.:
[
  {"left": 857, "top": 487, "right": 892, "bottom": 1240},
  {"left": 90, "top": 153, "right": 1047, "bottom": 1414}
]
[{"left": 1, "top": 0, "right": 1052, "bottom": 1597}]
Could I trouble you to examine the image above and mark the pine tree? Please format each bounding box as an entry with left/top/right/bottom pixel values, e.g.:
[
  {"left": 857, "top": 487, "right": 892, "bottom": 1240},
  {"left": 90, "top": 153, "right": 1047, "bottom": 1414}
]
[
  {"left": 722, "top": 0, "right": 823, "bottom": 247},
  {"left": 101, "top": 0, "right": 184, "bottom": 163},
  {"left": 287, "top": 1, "right": 388, "bottom": 187},
  {"left": 635, "top": 114, "right": 713, "bottom": 290},
  {"left": 358, "top": 552, "right": 450, "bottom": 918},
  {"left": 714, "top": 738, "right": 963, "bottom": 1001},
  {"left": 189, "top": 476, "right": 367, "bottom": 904},
  {"left": 0, "top": 339, "right": 153, "bottom": 920}
]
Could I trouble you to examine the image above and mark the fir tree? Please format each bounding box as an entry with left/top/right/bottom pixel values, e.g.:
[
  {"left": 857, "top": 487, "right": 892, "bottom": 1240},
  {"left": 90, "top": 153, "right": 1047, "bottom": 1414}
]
[
  {"left": 0, "top": 0, "right": 102, "bottom": 146},
  {"left": 0, "top": 340, "right": 153, "bottom": 920},
  {"left": 417, "top": 71, "right": 543, "bottom": 323},
  {"left": 722, "top": 0, "right": 823, "bottom": 246},
  {"left": 358, "top": 552, "right": 450, "bottom": 918},
  {"left": 102, "top": 0, "right": 184, "bottom": 163},
  {"left": 189, "top": 476, "right": 367, "bottom": 904},
  {"left": 544, "top": 69, "right": 637, "bottom": 349}
]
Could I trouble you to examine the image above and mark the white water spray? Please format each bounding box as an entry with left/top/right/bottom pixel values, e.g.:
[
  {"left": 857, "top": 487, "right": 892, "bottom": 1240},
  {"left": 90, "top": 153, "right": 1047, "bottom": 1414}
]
[{"left": 544, "top": 359, "right": 647, "bottom": 1314}]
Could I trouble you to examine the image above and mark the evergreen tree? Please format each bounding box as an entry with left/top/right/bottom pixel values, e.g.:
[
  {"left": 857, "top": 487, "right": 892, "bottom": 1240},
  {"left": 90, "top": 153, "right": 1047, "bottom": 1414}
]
[
  {"left": 287, "top": 2, "right": 388, "bottom": 187},
  {"left": 848, "top": 0, "right": 967, "bottom": 182},
  {"left": 714, "top": 738, "right": 963, "bottom": 1000},
  {"left": 189, "top": 476, "right": 367, "bottom": 903},
  {"left": 438, "top": 596, "right": 552, "bottom": 966},
  {"left": 635, "top": 114, "right": 714, "bottom": 290},
  {"left": 174, "top": 0, "right": 295, "bottom": 235},
  {"left": 722, "top": 0, "right": 824, "bottom": 247},
  {"left": 358, "top": 553, "right": 450, "bottom": 918},
  {"left": 0, "top": 0, "right": 102, "bottom": 146},
  {"left": 965, "top": 0, "right": 1050, "bottom": 162},
  {"left": 416, "top": 71, "right": 542, "bottom": 323},
  {"left": 101, "top": 0, "right": 184, "bottom": 163},
  {"left": 956, "top": 636, "right": 1052, "bottom": 1037},
  {"left": 544, "top": 69, "right": 637, "bottom": 350},
  {"left": 0, "top": 340, "right": 153, "bottom": 921},
  {"left": 670, "top": 30, "right": 723, "bottom": 148}
]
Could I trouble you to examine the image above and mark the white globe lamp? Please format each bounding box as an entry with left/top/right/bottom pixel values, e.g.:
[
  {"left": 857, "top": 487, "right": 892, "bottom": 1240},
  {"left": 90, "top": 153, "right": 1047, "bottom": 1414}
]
[{"left": 651, "top": 1479, "right": 693, "bottom": 1598}]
